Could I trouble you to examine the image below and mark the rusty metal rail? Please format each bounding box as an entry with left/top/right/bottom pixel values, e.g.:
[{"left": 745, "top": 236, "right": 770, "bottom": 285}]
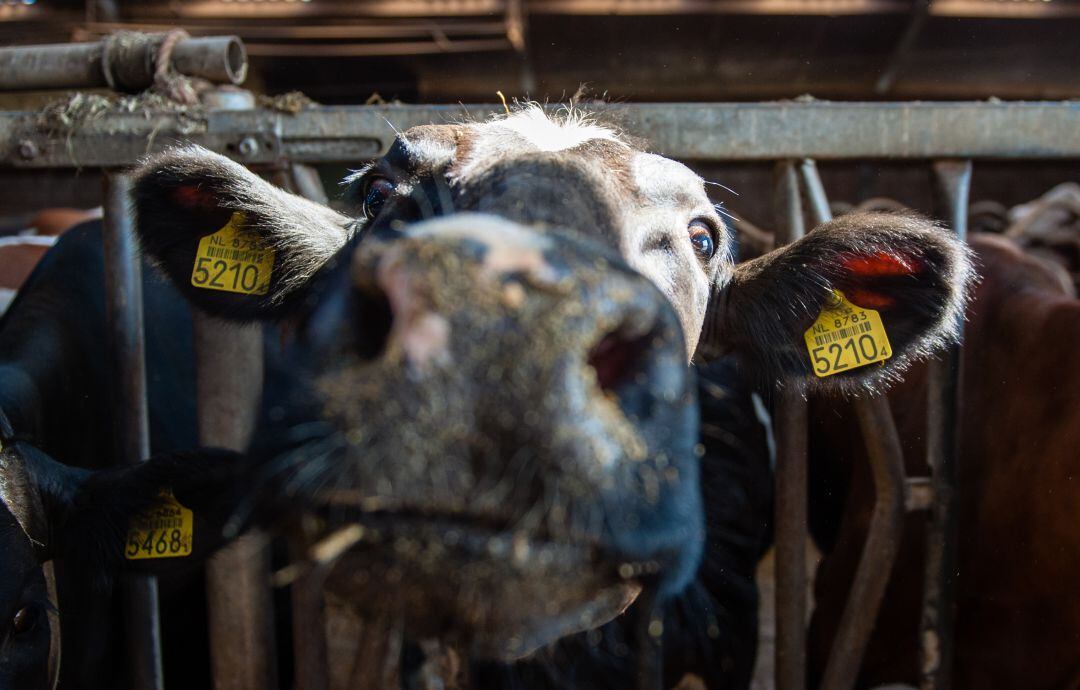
[
  {"left": 102, "top": 172, "right": 165, "bottom": 690},
  {"left": 0, "top": 33, "right": 247, "bottom": 92},
  {"left": 773, "top": 161, "right": 809, "bottom": 690},
  {"left": 919, "top": 161, "right": 972, "bottom": 690},
  {"left": 2, "top": 101, "right": 1080, "bottom": 169},
  {"left": 798, "top": 159, "right": 911, "bottom": 690}
]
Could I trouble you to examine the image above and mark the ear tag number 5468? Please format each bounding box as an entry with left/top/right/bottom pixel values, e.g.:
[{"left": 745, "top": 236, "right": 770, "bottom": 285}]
[
  {"left": 804, "top": 289, "right": 892, "bottom": 378},
  {"left": 191, "top": 211, "right": 275, "bottom": 296},
  {"left": 125, "top": 490, "right": 194, "bottom": 560}
]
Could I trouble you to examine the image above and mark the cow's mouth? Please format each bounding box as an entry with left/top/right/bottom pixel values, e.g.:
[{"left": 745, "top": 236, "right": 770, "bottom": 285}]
[{"left": 309, "top": 508, "right": 646, "bottom": 660}]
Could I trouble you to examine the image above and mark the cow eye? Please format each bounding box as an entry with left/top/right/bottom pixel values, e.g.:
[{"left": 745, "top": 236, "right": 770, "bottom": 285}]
[
  {"left": 12, "top": 606, "right": 39, "bottom": 635},
  {"left": 688, "top": 218, "right": 717, "bottom": 259},
  {"left": 363, "top": 177, "right": 395, "bottom": 220}
]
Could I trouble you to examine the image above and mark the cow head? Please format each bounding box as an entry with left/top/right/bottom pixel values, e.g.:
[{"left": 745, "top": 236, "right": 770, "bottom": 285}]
[
  {"left": 0, "top": 416, "right": 237, "bottom": 690},
  {"left": 129, "top": 106, "right": 971, "bottom": 658},
  {"left": 343, "top": 106, "right": 972, "bottom": 392}
]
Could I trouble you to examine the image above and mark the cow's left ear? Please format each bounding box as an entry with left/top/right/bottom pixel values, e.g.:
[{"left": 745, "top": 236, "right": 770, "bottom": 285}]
[
  {"left": 131, "top": 145, "right": 353, "bottom": 321},
  {"left": 19, "top": 444, "right": 241, "bottom": 582},
  {"left": 697, "top": 212, "right": 975, "bottom": 393}
]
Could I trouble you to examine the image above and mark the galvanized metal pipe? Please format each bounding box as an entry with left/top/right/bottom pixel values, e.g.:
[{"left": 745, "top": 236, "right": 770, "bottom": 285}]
[
  {"left": 3, "top": 102, "right": 1080, "bottom": 170},
  {"left": 0, "top": 33, "right": 246, "bottom": 92},
  {"left": 102, "top": 171, "right": 164, "bottom": 690},
  {"left": 189, "top": 86, "right": 278, "bottom": 690},
  {"left": 272, "top": 164, "right": 330, "bottom": 690},
  {"left": 919, "top": 160, "right": 971, "bottom": 690},
  {"left": 773, "top": 160, "right": 808, "bottom": 690},
  {"left": 799, "top": 158, "right": 911, "bottom": 690},
  {"left": 826, "top": 396, "right": 908, "bottom": 690},
  {"left": 195, "top": 314, "right": 277, "bottom": 690}
]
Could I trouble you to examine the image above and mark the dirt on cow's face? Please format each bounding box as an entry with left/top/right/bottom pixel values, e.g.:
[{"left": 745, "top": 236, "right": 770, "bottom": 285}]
[
  {"left": 345, "top": 106, "right": 731, "bottom": 359},
  {"left": 255, "top": 215, "right": 703, "bottom": 659}
]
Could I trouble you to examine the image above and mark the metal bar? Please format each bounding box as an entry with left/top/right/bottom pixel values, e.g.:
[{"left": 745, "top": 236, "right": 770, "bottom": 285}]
[
  {"left": 874, "top": 0, "right": 933, "bottom": 95},
  {"left": 0, "top": 33, "right": 246, "bottom": 92},
  {"left": 191, "top": 87, "right": 278, "bottom": 690},
  {"left": 170, "top": 36, "right": 248, "bottom": 86},
  {"left": 102, "top": 171, "right": 164, "bottom": 690},
  {"left": 243, "top": 39, "right": 512, "bottom": 58},
  {"left": 529, "top": 0, "right": 1080, "bottom": 17},
  {"left": 826, "top": 397, "right": 908, "bottom": 690},
  {"left": 773, "top": 160, "right": 808, "bottom": 690},
  {"left": 528, "top": 0, "right": 909, "bottom": 14},
  {"left": 3, "top": 102, "right": 1080, "bottom": 169},
  {"left": 636, "top": 590, "right": 663, "bottom": 690},
  {"left": 195, "top": 315, "right": 277, "bottom": 690},
  {"left": 272, "top": 164, "right": 330, "bottom": 690},
  {"left": 130, "top": 0, "right": 506, "bottom": 19},
  {"left": 83, "top": 21, "right": 511, "bottom": 40},
  {"left": 799, "top": 158, "right": 910, "bottom": 690},
  {"left": 919, "top": 160, "right": 971, "bottom": 690}
]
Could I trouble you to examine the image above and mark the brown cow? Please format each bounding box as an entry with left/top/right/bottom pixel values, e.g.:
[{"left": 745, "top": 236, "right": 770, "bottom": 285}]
[
  {"left": 808, "top": 232, "right": 1080, "bottom": 690},
  {"left": 0, "top": 208, "right": 100, "bottom": 314}
]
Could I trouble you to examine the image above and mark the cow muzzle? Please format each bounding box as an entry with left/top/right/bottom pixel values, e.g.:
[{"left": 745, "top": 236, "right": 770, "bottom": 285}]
[{"left": 275, "top": 214, "right": 704, "bottom": 659}]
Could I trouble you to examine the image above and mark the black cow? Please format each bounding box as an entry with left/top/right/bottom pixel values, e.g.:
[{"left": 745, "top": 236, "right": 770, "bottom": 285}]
[
  {"left": 0, "top": 221, "right": 236, "bottom": 690},
  {"left": 127, "top": 107, "right": 972, "bottom": 688}
]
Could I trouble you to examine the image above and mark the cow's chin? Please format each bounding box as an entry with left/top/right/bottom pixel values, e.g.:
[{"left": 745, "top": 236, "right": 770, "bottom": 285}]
[{"left": 319, "top": 515, "right": 642, "bottom": 660}]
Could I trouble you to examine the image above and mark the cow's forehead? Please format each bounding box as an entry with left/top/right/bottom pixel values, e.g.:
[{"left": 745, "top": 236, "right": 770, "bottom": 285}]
[
  {"left": 630, "top": 152, "right": 710, "bottom": 209},
  {"left": 473, "top": 106, "right": 623, "bottom": 153},
  {"left": 395, "top": 110, "right": 711, "bottom": 211},
  {"left": 397, "top": 108, "right": 631, "bottom": 178}
]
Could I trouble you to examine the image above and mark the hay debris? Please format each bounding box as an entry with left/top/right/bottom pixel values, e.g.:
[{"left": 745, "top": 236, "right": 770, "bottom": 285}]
[
  {"left": 34, "top": 90, "right": 206, "bottom": 137},
  {"left": 258, "top": 91, "right": 318, "bottom": 115}
]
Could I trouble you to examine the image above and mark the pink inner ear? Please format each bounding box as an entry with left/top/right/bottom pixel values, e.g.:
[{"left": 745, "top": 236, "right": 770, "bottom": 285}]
[
  {"left": 840, "top": 250, "right": 922, "bottom": 277},
  {"left": 844, "top": 288, "right": 896, "bottom": 309},
  {"left": 170, "top": 185, "right": 218, "bottom": 211},
  {"left": 839, "top": 251, "right": 924, "bottom": 309}
]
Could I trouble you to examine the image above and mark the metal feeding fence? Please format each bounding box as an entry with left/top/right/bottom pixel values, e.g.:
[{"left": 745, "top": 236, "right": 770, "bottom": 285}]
[{"left": 2, "top": 60, "right": 1080, "bottom": 690}]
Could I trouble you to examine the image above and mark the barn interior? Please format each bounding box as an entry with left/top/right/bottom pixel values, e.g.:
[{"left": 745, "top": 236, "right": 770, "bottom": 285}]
[
  {"left": 2, "top": 1, "right": 1078, "bottom": 241},
  {"left": 0, "top": 3, "right": 1076, "bottom": 690}
]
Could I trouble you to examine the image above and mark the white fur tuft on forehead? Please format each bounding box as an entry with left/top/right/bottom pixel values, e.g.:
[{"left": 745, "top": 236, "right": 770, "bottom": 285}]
[{"left": 488, "top": 104, "right": 623, "bottom": 153}]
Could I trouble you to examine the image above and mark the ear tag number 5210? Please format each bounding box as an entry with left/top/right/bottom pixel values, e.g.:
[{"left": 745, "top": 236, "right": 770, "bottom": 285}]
[
  {"left": 191, "top": 211, "right": 275, "bottom": 296},
  {"left": 804, "top": 289, "right": 892, "bottom": 378}
]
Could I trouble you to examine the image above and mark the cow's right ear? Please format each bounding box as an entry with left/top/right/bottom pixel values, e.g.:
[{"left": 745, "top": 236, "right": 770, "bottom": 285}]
[
  {"left": 698, "top": 212, "right": 974, "bottom": 394},
  {"left": 131, "top": 146, "right": 354, "bottom": 321}
]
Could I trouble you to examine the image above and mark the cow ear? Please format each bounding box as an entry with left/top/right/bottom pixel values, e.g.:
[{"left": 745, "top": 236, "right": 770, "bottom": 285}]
[
  {"left": 130, "top": 146, "right": 354, "bottom": 321},
  {"left": 37, "top": 449, "right": 243, "bottom": 583},
  {"left": 698, "top": 212, "right": 974, "bottom": 394}
]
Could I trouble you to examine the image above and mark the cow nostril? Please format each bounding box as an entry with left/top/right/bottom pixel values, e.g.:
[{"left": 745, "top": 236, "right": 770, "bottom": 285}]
[
  {"left": 352, "top": 287, "right": 394, "bottom": 360},
  {"left": 587, "top": 328, "right": 655, "bottom": 393}
]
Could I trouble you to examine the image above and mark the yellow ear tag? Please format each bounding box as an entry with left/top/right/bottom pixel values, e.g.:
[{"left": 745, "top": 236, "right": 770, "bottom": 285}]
[
  {"left": 125, "top": 490, "right": 194, "bottom": 560},
  {"left": 190, "top": 211, "right": 275, "bottom": 295},
  {"left": 804, "top": 289, "right": 893, "bottom": 378}
]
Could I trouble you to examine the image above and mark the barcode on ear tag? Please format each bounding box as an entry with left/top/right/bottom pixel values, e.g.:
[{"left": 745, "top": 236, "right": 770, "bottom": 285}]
[
  {"left": 804, "top": 289, "right": 892, "bottom": 378},
  {"left": 190, "top": 211, "right": 275, "bottom": 295},
  {"left": 125, "top": 490, "right": 194, "bottom": 560}
]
